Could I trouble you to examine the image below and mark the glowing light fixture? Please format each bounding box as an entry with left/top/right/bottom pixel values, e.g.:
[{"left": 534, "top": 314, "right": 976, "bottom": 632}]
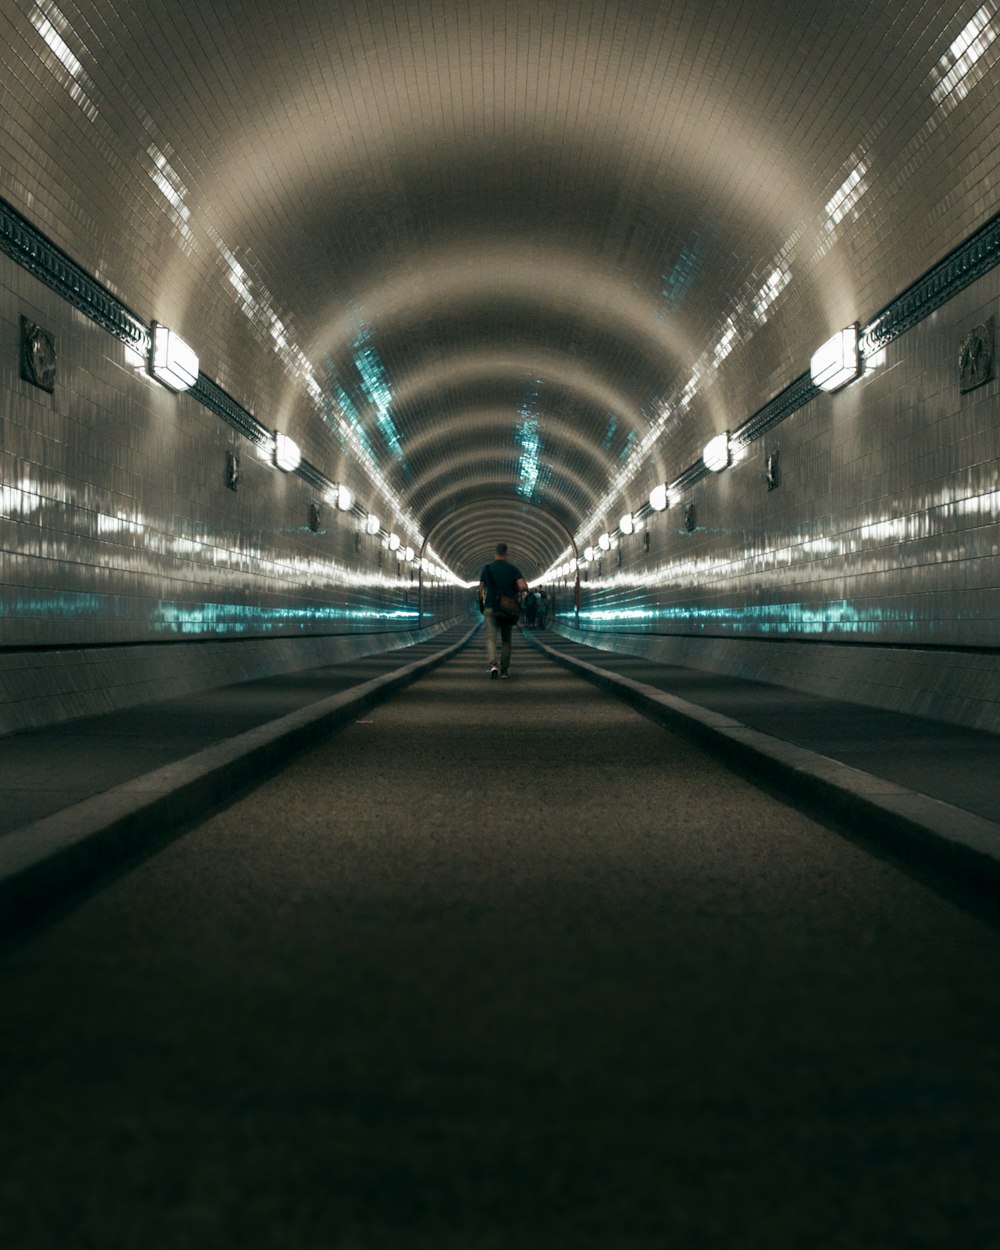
[
  {"left": 584, "top": 546, "right": 595, "bottom": 562},
  {"left": 649, "top": 483, "right": 668, "bottom": 512},
  {"left": 365, "top": 513, "right": 380, "bottom": 535},
  {"left": 404, "top": 546, "right": 415, "bottom": 562},
  {"left": 598, "top": 532, "right": 612, "bottom": 551},
  {"left": 338, "top": 484, "right": 354, "bottom": 512},
  {"left": 149, "top": 322, "right": 198, "bottom": 392},
  {"left": 619, "top": 512, "right": 635, "bottom": 535},
  {"left": 702, "top": 433, "right": 730, "bottom": 473},
  {"left": 389, "top": 532, "right": 401, "bottom": 552},
  {"left": 810, "top": 324, "right": 861, "bottom": 392},
  {"left": 274, "top": 432, "right": 301, "bottom": 473}
]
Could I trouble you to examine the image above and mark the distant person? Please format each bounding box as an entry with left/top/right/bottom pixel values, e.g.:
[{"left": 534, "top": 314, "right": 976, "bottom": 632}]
[
  {"left": 536, "top": 589, "right": 549, "bottom": 629},
  {"left": 524, "top": 590, "right": 538, "bottom": 630},
  {"left": 478, "top": 543, "right": 528, "bottom": 679}
]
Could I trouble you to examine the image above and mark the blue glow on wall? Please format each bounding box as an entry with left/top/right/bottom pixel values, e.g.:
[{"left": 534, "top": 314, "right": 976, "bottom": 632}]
[
  {"left": 661, "top": 233, "right": 702, "bottom": 314},
  {"left": 515, "top": 383, "right": 548, "bottom": 500},
  {"left": 352, "top": 323, "right": 408, "bottom": 470},
  {"left": 618, "top": 429, "right": 638, "bottom": 462},
  {"left": 152, "top": 602, "right": 421, "bottom": 635},
  {"left": 0, "top": 594, "right": 419, "bottom": 634},
  {"left": 5, "top": 592, "right": 107, "bottom": 619},
  {"left": 571, "top": 598, "right": 921, "bottom": 636},
  {"left": 322, "top": 356, "right": 380, "bottom": 466}
]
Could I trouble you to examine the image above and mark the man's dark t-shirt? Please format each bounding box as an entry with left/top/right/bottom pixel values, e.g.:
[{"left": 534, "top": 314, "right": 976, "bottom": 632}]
[{"left": 480, "top": 559, "right": 523, "bottom": 610}]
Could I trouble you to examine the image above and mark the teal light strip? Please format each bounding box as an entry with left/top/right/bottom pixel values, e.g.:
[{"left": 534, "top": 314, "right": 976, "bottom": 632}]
[
  {"left": 152, "top": 602, "right": 421, "bottom": 634},
  {"left": 0, "top": 592, "right": 420, "bottom": 634},
  {"left": 571, "top": 598, "right": 921, "bottom": 636}
]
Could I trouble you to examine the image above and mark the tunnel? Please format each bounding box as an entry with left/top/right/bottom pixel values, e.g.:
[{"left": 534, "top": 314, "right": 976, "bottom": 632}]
[{"left": 3, "top": 1, "right": 1000, "bottom": 1246}]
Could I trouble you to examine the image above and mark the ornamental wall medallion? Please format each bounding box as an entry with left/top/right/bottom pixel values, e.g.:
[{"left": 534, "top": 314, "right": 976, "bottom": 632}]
[
  {"left": 20, "top": 316, "right": 57, "bottom": 392},
  {"left": 959, "top": 316, "right": 994, "bottom": 392}
]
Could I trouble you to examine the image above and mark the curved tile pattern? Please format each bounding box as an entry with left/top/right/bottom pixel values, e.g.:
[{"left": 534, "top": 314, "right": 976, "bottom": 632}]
[{"left": 3, "top": 0, "right": 1000, "bottom": 698}]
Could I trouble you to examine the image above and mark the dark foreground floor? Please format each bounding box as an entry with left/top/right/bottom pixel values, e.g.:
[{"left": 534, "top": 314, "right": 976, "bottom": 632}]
[{"left": 2, "top": 637, "right": 1000, "bottom": 1249}]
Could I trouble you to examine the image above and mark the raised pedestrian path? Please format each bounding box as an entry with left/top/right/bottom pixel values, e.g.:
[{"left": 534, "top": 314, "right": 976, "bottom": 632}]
[{"left": 2, "top": 621, "right": 999, "bottom": 939}]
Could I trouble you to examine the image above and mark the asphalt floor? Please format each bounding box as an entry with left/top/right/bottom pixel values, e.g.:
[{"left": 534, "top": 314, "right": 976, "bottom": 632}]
[{"left": 2, "top": 626, "right": 1000, "bottom": 1247}]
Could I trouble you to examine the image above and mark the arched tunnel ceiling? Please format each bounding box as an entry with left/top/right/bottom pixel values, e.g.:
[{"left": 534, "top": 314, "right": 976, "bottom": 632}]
[{"left": 3, "top": 0, "right": 997, "bottom": 578}]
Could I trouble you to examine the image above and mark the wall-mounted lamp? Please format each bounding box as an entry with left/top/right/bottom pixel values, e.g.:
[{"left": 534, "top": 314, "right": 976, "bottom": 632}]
[
  {"left": 388, "top": 532, "right": 401, "bottom": 552},
  {"left": 149, "top": 322, "right": 198, "bottom": 392},
  {"left": 365, "top": 513, "right": 380, "bottom": 535},
  {"left": 648, "top": 483, "right": 668, "bottom": 512},
  {"left": 703, "top": 432, "right": 730, "bottom": 472},
  {"left": 583, "top": 546, "right": 595, "bottom": 562},
  {"left": 274, "top": 432, "right": 301, "bottom": 472},
  {"left": 338, "top": 485, "right": 354, "bottom": 512},
  {"left": 619, "top": 512, "right": 635, "bottom": 535},
  {"left": 404, "top": 546, "right": 415, "bottom": 562},
  {"left": 810, "top": 324, "right": 861, "bottom": 392},
  {"left": 598, "top": 532, "right": 612, "bottom": 551}
]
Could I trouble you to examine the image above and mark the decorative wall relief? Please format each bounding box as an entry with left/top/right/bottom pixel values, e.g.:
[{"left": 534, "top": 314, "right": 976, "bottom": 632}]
[
  {"left": 959, "top": 316, "right": 994, "bottom": 392},
  {"left": 684, "top": 502, "right": 697, "bottom": 532},
  {"left": 225, "top": 450, "right": 240, "bottom": 491},
  {"left": 765, "top": 448, "right": 781, "bottom": 491},
  {"left": 20, "top": 316, "right": 56, "bottom": 392}
]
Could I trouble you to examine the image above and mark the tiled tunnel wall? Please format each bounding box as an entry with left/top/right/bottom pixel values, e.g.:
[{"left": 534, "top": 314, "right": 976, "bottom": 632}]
[
  {"left": 5, "top": 219, "right": 1000, "bottom": 734},
  {"left": 0, "top": 252, "right": 466, "bottom": 734},
  {"left": 556, "top": 260, "right": 1000, "bottom": 733},
  {"left": 3, "top": 0, "right": 1000, "bottom": 735}
]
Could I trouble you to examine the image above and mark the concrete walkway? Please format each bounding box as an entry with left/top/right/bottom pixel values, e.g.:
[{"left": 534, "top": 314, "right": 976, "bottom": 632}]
[
  {"left": 526, "top": 629, "right": 1000, "bottom": 891},
  {"left": 1, "top": 631, "right": 1000, "bottom": 1249},
  {"left": 3, "top": 622, "right": 1000, "bottom": 938},
  {"left": 0, "top": 624, "right": 476, "bottom": 935}
]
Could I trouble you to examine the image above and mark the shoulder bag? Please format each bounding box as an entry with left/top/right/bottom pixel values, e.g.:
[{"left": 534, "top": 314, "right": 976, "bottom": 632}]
[{"left": 486, "top": 567, "right": 520, "bottom": 623}]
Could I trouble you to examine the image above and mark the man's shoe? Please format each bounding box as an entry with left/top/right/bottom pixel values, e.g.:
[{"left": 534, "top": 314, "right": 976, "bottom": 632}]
[
  {"left": 490, "top": 666, "right": 499, "bottom": 679},
  {"left": 500, "top": 672, "right": 509, "bottom": 679}
]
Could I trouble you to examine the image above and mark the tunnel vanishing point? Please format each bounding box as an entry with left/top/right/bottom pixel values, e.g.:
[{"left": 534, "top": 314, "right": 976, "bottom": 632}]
[
  {"left": 7, "top": 5, "right": 1000, "bottom": 1248},
  {"left": 2, "top": 0, "right": 1000, "bottom": 733}
]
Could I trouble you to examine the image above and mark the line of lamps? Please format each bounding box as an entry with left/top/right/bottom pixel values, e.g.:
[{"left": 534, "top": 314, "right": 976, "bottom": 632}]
[
  {"left": 557, "top": 325, "right": 863, "bottom": 579},
  {"left": 148, "top": 321, "right": 414, "bottom": 555},
  {"left": 674, "top": 324, "right": 860, "bottom": 485},
  {"left": 151, "top": 309, "right": 862, "bottom": 582},
  {"left": 675, "top": 323, "right": 859, "bottom": 483}
]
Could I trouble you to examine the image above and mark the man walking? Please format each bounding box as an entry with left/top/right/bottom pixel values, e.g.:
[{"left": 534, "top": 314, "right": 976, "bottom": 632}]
[{"left": 478, "top": 543, "right": 529, "bottom": 679}]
